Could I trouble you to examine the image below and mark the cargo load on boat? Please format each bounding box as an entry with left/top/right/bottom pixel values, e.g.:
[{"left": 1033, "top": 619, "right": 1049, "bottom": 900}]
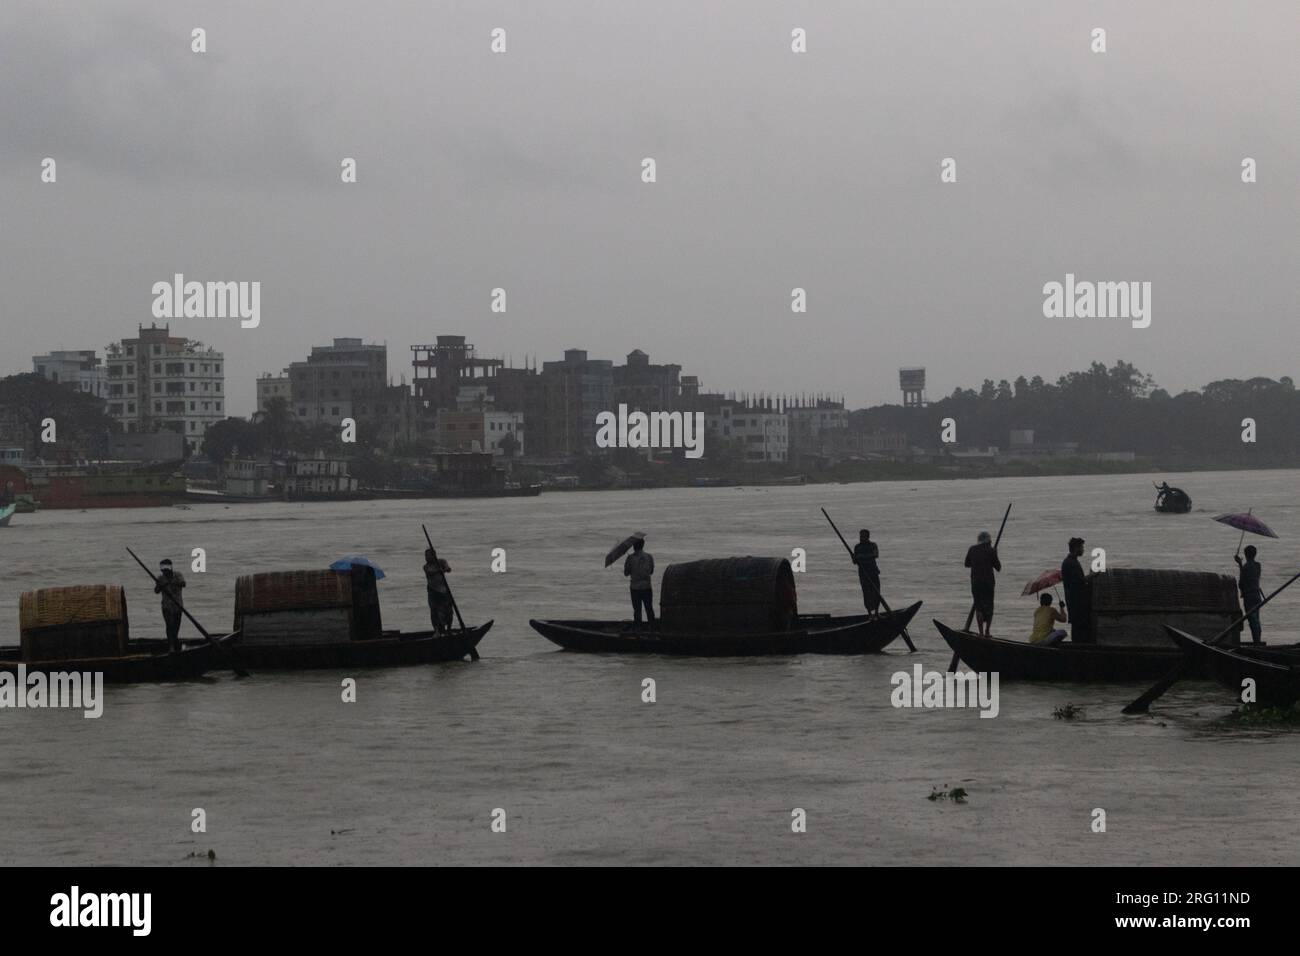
[
  {"left": 233, "top": 567, "right": 382, "bottom": 645},
  {"left": 18, "top": 585, "right": 130, "bottom": 661},
  {"left": 1090, "top": 568, "right": 1241, "bottom": 646},
  {"left": 659, "top": 556, "right": 798, "bottom": 634}
]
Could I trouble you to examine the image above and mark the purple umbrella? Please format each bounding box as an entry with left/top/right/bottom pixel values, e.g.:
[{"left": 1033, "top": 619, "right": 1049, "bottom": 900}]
[{"left": 1213, "top": 510, "right": 1278, "bottom": 555}]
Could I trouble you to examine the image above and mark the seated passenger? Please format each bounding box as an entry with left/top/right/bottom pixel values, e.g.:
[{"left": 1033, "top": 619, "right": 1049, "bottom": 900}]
[{"left": 1029, "top": 592, "right": 1068, "bottom": 645}]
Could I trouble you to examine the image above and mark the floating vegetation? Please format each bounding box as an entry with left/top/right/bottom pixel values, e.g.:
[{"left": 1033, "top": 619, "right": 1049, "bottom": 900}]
[
  {"left": 1053, "top": 703, "right": 1085, "bottom": 720},
  {"left": 928, "top": 785, "right": 968, "bottom": 804},
  {"left": 1225, "top": 703, "right": 1300, "bottom": 727}
]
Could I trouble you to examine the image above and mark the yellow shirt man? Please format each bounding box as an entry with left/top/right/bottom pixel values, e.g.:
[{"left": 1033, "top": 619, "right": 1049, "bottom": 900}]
[{"left": 1030, "top": 601, "right": 1068, "bottom": 644}]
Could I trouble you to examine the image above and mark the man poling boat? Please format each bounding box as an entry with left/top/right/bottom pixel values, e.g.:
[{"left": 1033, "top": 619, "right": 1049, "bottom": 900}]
[
  {"left": 821, "top": 509, "right": 916, "bottom": 652},
  {"left": 532, "top": 554, "right": 922, "bottom": 656},
  {"left": 8, "top": 578, "right": 237, "bottom": 684}
]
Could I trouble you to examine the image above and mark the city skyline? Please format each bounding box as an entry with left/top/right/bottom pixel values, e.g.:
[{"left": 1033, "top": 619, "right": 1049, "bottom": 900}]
[{"left": 1, "top": 1, "right": 1296, "bottom": 419}]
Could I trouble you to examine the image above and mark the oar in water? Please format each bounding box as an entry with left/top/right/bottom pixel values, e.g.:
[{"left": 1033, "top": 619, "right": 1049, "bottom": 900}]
[
  {"left": 821, "top": 508, "right": 916, "bottom": 653},
  {"left": 1122, "top": 568, "right": 1300, "bottom": 715},
  {"left": 949, "top": 502, "right": 1013, "bottom": 671},
  {"left": 422, "top": 524, "right": 478, "bottom": 661},
  {"left": 125, "top": 547, "right": 248, "bottom": 678}
]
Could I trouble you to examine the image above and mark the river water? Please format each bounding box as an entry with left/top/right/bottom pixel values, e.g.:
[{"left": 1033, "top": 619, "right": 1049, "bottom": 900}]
[{"left": 1, "top": 468, "right": 1296, "bottom": 865}]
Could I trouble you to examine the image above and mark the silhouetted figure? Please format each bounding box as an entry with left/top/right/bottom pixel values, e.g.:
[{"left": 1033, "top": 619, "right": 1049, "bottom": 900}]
[
  {"left": 424, "top": 549, "right": 453, "bottom": 632},
  {"left": 1061, "top": 537, "right": 1092, "bottom": 643},
  {"left": 154, "top": 558, "right": 186, "bottom": 652},
  {"left": 965, "top": 531, "right": 1001, "bottom": 637},
  {"left": 1234, "top": 545, "right": 1264, "bottom": 644},
  {"left": 624, "top": 537, "right": 655, "bottom": 626},
  {"left": 852, "top": 529, "right": 882, "bottom": 619}
]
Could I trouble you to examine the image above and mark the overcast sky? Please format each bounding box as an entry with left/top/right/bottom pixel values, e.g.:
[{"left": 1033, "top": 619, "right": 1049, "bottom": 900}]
[{"left": 2, "top": 0, "right": 1296, "bottom": 417}]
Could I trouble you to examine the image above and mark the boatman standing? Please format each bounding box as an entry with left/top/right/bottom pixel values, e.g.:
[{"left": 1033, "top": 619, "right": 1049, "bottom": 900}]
[
  {"left": 853, "top": 529, "right": 882, "bottom": 619},
  {"left": 424, "top": 549, "right": 454, "bottom": 633},
  {"left": 964, "top": 531, "right": 1001, "bottom": 637},
  {"left": 1234, "top": 545, "right": 1264, "bottom": 644},
  {"left": 154, "top": 558, "right": 187, "bottom": 652},
  {"left": 1061, "top": 537, "right": 1092, "bottom": 643},
  {"left": 624, "top": 536, "right": 656, "bottom": 627}
]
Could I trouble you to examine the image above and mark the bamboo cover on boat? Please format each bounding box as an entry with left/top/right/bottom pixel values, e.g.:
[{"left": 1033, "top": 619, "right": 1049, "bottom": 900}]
[
  {"left": 19, "top": 585, "right": 130, "bottom": 660},
  {"left": 659, "top": 557, "right": 798, "bottom": 634},
  {"left": 1091, "top": 568, "right": 1241, "bottom": 646},
  {"left": 235, "top": 570, "right": 354, "bottom": 614},
  {"left": 234, "top": 568, "right": 382, "bottom": 643},
  {"left": 1092, "top": 568, "right": 1239, "bottom": 614}
]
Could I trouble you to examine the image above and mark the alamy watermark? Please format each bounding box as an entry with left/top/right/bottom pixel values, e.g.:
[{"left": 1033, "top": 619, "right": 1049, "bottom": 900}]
[
  {"left": 891, "top": 665, "right": 999, "bottom": 718},
  {"left": 1, "top": 666, "right": 103, "bottom": 718},
  {"left": 152, "top": 274, "right": 260, "bottom": 328},
  {"left": 50, "top": 887, "right": 150, "bottom": 936},
  {"left": 594, "top": 404, "right": 705, "bottom": 459},
  {"left": 1042, "top": 273, "right": 1150, "bottom": 328}
]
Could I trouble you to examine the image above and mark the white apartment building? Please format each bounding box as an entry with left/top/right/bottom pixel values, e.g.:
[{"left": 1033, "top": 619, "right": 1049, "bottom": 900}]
[
  {"left": 32, "top": 350, "right": 106, "bottom": 398},
  {"left": 104, "top": 324, "right": 225, "bottom": 454},
  {"left": 705, "top": 405, "right": 789, "bottom": 463}
]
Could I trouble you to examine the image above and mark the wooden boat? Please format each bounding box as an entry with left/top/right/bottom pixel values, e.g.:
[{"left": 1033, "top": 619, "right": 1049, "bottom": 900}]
[
  {"left": 1165, "top": 627, "right": 1300, "bottom": 707},
  {"left": 14, "top": 582, "right": 239, "bottom": 682},
  {"left": 0, "top": 503, "right": 14, "bottom": 527},
  {"left": 1153, "top": 483, "right": 1192, "bottom": 513},
  {"left": 1236, "top": 642, "right": 1300, "bottom": 665},
  {"left": 230, "top": 566, "right": 488, "bottom": 670},
  {"left": 531, "top": 602, "right": 922, "bottom": 656},
  {"left": 216, "top": 623, "right": 490, "bottom": 670},
  {"left": 934, "top": 619, "right": 1186, "bottom": 681},
  {"left": 0, "top": 634, "right": 237, "bottom": 683}
]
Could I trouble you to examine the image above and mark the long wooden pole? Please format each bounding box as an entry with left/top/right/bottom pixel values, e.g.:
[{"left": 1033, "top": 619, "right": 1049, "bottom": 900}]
[
  {"left": 950, "top": 502, "right": 1012, "bottom": 671},
  {"left": 1123, "top": 568, "right": 1300, "bottom": 715},
  {"left": 125, "top": 547, "right": 247, "bottom": 677},
  {"left": 821, "top": 508, "right": 915, "bottom": 653},
  {"left": 422, "top": 524, "right": 477, "bottom": 660}
]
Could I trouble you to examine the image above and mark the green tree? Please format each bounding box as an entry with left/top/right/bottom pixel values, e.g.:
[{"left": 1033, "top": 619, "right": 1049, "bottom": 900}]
[{"left": 0, "top": 373, "right": 117, "bottom": 458}]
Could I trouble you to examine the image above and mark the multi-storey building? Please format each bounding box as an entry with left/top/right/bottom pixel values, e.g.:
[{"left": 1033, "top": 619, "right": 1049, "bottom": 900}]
[
  {"left": 288, "top": 338, "right": 388, "bottom": 428},
  {"left": 612, "top": 349, "right": 682, "bottom": 413},
  {"left": 103, "top": 324, "right": 225, "bottom": 453},
  {"left": 256, "top": 372, "right": 291, "bottom": 413},
  {"left": 437, "top": 410, "right": 525, "bottom": 457},
  {"left": 786, "top": 398, "right": 849, "bottom": 460},
  {"left": 410, "top": 336, "right": 504, "bottom": 414},
  {"left": 540, "top": 349, "right": 613, "bottom": 457},
  {"left": 32, "top": 351, "right": 106, "bottom": 399},
  {"left": 704, "top": 398, "right": 789, "bottom": 463}
]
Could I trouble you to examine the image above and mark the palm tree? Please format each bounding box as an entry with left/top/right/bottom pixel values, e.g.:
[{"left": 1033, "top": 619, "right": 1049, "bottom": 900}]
[{"left": 253, "top": 395, "right": 295, "bottom": 457}]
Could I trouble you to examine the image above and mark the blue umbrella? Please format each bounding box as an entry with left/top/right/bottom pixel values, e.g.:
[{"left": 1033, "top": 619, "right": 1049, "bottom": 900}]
[{"left": 330, "top": 555, "right": 386, "bottom": 580}]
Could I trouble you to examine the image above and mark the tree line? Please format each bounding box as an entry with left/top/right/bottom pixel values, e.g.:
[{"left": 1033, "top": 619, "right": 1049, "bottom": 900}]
[{"left": 852, "top": 361, "right": 1298, "bottom": 464}]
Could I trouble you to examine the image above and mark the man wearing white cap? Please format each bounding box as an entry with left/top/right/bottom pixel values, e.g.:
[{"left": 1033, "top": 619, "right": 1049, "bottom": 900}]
[{"left": 154, "top": 558, "right": 187, "bottom": 652}]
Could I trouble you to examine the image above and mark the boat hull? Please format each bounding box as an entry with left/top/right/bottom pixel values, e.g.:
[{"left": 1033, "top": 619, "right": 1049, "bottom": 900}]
[
  {"left": 1165, "top": 626, "right": 1300, "bottom": 707},
  {"left": 529, "top": 602, "right": 921, "bottom": 656},
  {"left": 226, "top": 622, "right": 491, "bottom": 670},
  {"left": 0, "top": 634, "right": 237, "bottom": 683},
  {"left": 934, "top": 619, "right": 1192, "bottom": 681}
]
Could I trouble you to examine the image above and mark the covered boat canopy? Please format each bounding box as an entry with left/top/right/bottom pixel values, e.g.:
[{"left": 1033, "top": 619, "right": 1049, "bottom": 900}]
[
  {"left": 234, "top": 567, "right": 382, "bottom": 644},
  {"left": 19, "top": 584, "right": 130, "bottom": 661},
  {"left": 1090, "top": 568, "right": 1241, "bottom": 646},
  {"left": 660, "top": 556, "right": 798, "bottom": 634}
]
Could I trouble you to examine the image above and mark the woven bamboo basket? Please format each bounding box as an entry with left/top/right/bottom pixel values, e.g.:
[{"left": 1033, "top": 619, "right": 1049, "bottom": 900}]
[
  {"left": 660, "top": 557, "right": 798, "bottom": 634},
  {"left": 234, "top": 568, "right": 382, "bottom": 643},
  {"left": 19, "top": 585, "right": 130, "bottom": 661},
  {"left": 1091, "top": 568, "right": 1242, "bottom": 646}
]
